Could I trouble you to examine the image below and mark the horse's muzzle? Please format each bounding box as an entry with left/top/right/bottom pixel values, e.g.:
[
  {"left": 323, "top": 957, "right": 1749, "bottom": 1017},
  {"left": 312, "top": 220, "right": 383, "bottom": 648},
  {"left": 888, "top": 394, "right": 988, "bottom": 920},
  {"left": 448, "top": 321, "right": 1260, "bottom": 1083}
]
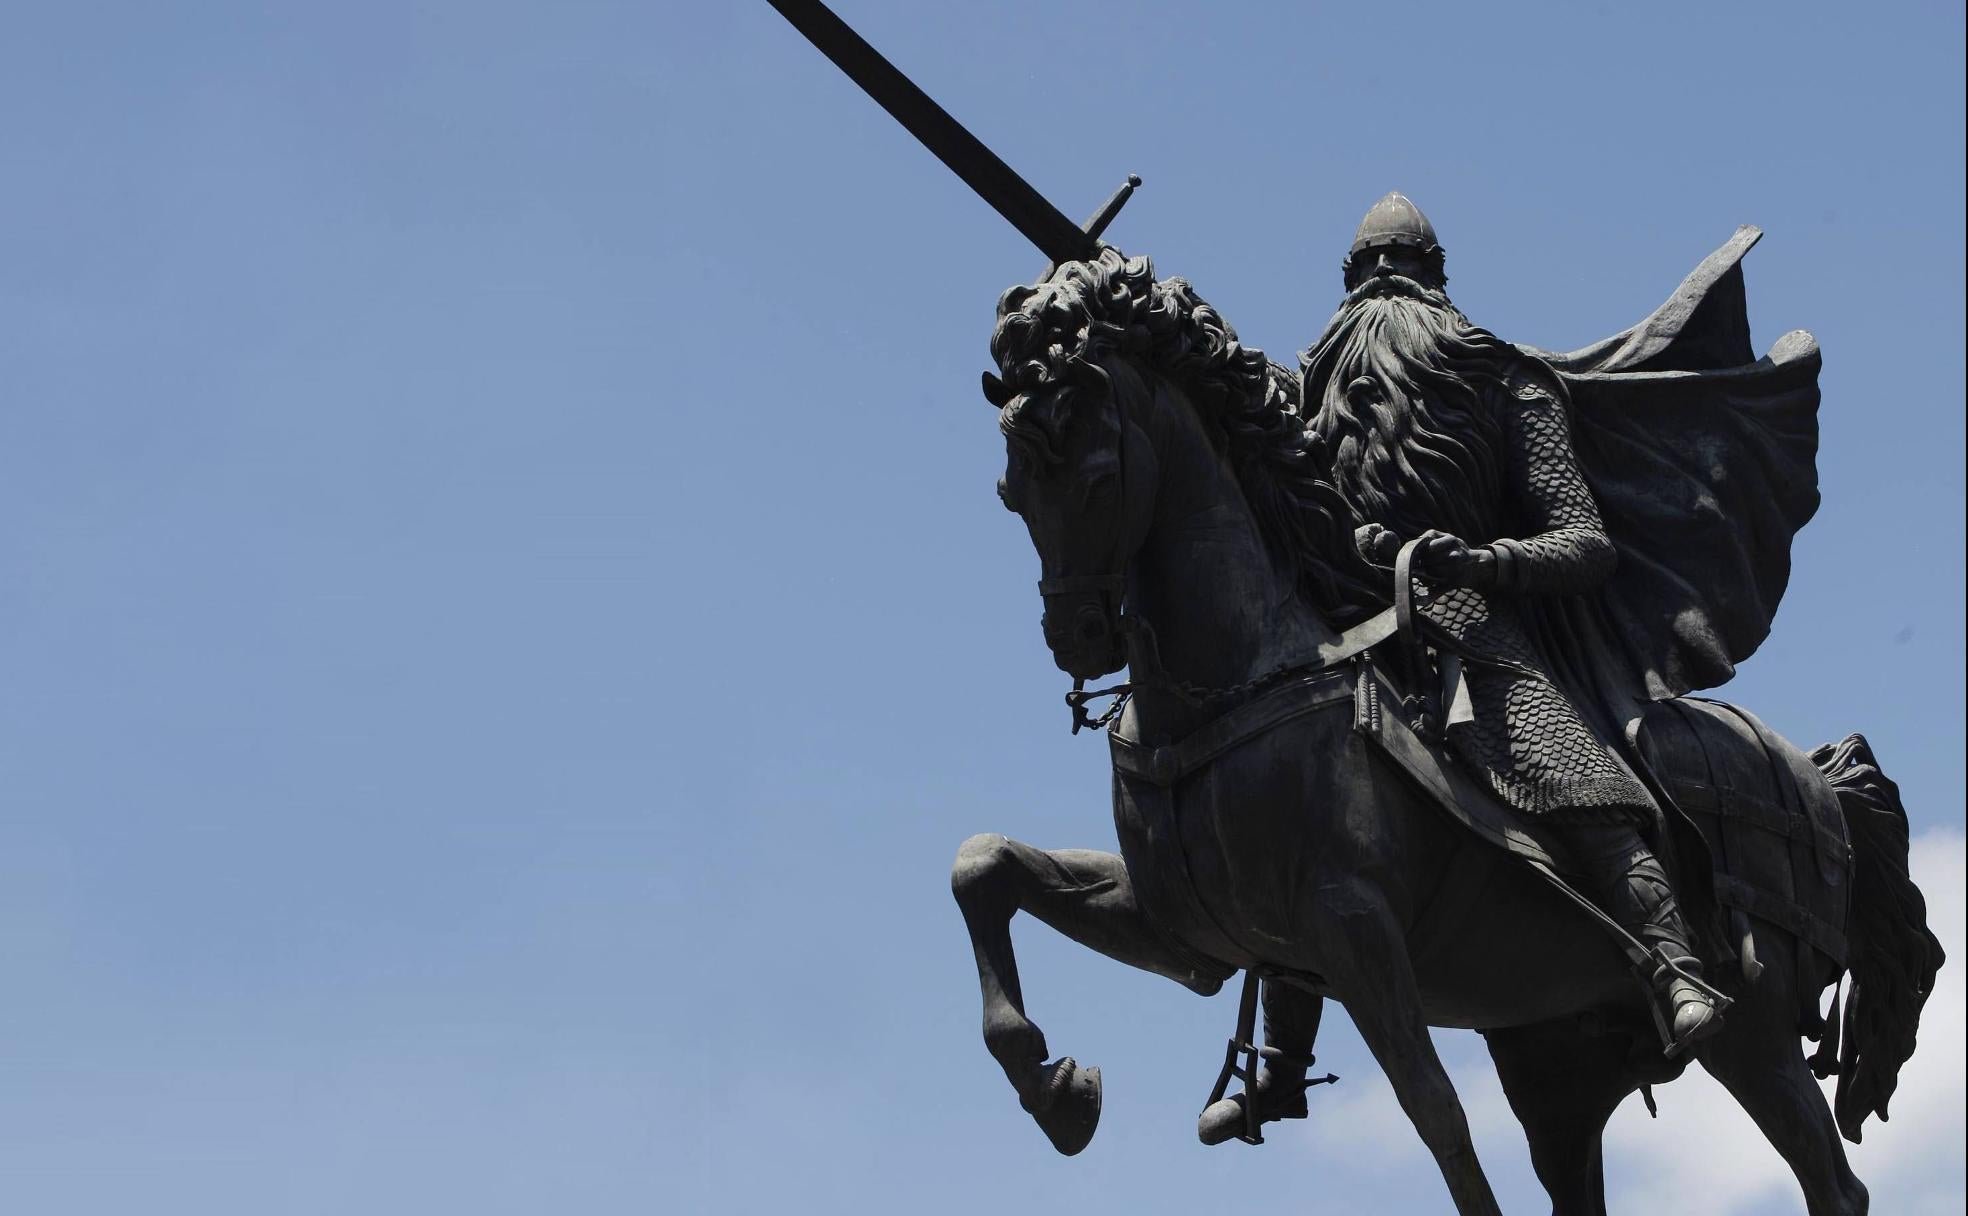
[{"left": 1042, "top": 594, "right": 1127, "bottom": 680}]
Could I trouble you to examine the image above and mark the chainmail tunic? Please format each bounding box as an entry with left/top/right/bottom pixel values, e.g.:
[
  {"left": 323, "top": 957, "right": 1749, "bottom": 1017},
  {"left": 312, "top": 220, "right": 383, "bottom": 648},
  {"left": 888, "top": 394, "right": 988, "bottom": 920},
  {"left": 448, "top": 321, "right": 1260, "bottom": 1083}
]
[{"left": 1409, "top": 370, "right": 1655, "bottom": 822}]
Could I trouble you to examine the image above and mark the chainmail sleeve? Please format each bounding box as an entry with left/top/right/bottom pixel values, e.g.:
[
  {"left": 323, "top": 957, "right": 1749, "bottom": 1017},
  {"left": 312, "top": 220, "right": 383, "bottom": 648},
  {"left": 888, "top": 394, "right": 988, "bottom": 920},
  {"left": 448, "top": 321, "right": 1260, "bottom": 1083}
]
[{"left": 1488, "top": 374, "right": 1616, "bottom": 597}]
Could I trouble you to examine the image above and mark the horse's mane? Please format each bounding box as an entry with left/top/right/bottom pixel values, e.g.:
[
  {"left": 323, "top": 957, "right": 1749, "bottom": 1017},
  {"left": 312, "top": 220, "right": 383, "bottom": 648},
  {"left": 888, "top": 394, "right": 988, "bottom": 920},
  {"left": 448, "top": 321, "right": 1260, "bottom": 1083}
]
[{"left": 987, "top": 248, "right": 1376, "bottom": 616}]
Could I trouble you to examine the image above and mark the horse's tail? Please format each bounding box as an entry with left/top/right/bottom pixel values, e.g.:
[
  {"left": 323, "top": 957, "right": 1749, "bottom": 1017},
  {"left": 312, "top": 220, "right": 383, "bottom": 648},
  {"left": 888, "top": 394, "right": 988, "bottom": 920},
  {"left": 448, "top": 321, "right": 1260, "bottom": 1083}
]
[{"left": 1810, "top": 733, "right": 1946, "bottom": 1144}]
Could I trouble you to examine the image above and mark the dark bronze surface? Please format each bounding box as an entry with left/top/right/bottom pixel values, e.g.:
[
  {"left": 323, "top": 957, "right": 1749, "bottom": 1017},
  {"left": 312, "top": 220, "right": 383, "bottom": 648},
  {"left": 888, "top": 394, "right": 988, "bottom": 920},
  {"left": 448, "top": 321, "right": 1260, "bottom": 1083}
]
[
  {"left": 764, "top": 7, "right": 1945, "bottom": 1214},
  {"left": 951, "top": 239, "right": 1941, "bottom": 1216}
]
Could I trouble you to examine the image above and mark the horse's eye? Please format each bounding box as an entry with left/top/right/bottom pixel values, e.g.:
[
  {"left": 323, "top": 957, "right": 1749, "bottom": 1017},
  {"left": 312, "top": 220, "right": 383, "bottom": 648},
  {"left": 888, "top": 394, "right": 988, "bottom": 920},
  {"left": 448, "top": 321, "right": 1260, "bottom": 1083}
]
[{"left": 1082, "top": 470, "right": 1116, "bottom": 504}]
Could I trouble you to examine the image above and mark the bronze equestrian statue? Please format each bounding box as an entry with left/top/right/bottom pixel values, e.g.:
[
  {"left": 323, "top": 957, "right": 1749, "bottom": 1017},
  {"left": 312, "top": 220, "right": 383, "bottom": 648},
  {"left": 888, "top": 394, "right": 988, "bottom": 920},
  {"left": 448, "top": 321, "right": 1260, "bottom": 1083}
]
[
  {"left": 759, "top": 7, "right": 1946, "bottom": 1213},
  {"left": 952, "top": 209, "right": 1942, "bottom": 1215}
]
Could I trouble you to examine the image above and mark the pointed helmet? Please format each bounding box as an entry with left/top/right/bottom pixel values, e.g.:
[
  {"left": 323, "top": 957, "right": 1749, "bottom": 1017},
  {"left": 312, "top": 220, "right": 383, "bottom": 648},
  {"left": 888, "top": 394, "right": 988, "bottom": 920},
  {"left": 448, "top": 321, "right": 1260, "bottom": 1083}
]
[{"left": 1349, "top": 191, "right": 1441, "bottom": 257}]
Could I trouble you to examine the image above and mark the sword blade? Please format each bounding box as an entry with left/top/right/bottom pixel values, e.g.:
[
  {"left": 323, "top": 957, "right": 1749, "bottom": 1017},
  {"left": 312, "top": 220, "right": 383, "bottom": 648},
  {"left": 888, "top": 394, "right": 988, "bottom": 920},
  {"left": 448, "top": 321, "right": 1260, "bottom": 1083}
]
[{"left": 765, "top": 0, "right": 1097, "bottom": 266}]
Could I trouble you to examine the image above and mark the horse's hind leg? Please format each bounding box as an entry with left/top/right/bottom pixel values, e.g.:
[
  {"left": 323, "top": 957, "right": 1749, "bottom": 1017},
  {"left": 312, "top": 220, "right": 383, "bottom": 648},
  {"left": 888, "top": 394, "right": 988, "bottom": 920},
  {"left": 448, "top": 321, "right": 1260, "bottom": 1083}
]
[
  {"left": 1697, "top": 952, "right": 1868, "bottom": 1216},
  {"left": 1485, "top": 1018, "right": 1636, "bottom": 1216},
  {"left": 950, "top": 834, "right": 1225, "bottom": 1154},
  {"left": 1316, "top": 880, "right": 1503, "bottom": 1216}
]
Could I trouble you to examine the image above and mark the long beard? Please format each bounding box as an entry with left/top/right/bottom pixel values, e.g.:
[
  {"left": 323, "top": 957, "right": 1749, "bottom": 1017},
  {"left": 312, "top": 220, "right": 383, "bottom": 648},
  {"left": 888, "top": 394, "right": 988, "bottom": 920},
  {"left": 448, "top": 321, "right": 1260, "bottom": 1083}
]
[{"left": 1302, "top": 277, "right": 1515, "bottom": 543}]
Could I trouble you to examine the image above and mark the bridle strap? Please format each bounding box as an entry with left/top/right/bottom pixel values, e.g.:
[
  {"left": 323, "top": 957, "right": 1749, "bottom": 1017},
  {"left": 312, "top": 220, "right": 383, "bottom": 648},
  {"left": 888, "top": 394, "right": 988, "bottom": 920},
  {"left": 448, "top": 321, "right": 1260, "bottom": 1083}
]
[
  {"left": 1039, "top": 355, "right": 1132, "bottom": 605},
  {"left": 1050, "top": 366, "right": 1135, "bottom": 734},
  {"left": 1039, "top": 573, "right": 1127, "bottom": 597}
]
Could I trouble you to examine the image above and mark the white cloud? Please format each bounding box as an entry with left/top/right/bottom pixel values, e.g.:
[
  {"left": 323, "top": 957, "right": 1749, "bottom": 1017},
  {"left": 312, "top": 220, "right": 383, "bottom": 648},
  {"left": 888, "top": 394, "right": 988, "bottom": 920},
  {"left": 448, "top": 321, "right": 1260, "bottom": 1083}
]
[
  {"left": 1608, "top": 828, "right": 1965, "bottom": 1216},
  {"left": 1297, "top": 1045, "right": 1520, "bottom": 1176}
]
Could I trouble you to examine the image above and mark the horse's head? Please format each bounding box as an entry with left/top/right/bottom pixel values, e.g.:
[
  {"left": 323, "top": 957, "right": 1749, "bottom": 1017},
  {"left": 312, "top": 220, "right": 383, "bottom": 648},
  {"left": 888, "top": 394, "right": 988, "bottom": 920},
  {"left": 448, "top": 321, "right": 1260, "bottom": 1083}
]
[
  {"left": 982, "top": 249, "right": 1368, "bottom": 684},
  {"left": 985, "top": 271, "right": 1160, "bottom": 680}
]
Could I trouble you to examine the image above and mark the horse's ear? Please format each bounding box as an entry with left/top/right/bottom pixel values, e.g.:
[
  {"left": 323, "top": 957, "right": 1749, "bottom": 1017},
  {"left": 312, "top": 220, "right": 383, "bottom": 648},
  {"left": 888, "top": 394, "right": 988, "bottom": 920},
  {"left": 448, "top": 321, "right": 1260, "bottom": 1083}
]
[{"left": 981, "top": 371, "right": 1013, "bottom": 408}]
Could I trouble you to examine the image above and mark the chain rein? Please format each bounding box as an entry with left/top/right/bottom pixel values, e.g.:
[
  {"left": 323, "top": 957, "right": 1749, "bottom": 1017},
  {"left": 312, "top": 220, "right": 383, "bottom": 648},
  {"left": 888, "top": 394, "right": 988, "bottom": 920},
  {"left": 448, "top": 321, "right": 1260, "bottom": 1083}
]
[{"left": 1065, "top": 616, "right": 1324, "bottom": 735}]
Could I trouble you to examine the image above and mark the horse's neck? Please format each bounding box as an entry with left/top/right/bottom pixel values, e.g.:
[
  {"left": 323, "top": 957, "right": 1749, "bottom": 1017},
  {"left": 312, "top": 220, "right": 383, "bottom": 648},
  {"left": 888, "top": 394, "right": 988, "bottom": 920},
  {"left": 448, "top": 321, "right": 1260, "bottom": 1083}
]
[{"left": 1125, "top": 371, "right": 1336, "bottom": 738}]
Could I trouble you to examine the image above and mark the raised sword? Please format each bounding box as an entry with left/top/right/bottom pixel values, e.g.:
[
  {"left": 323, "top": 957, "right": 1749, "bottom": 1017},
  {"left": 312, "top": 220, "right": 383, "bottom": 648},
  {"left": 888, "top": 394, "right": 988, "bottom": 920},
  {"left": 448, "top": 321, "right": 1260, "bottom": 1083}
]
[{"left": 763, "top": 0, "right": 1139, "bottom": 268}]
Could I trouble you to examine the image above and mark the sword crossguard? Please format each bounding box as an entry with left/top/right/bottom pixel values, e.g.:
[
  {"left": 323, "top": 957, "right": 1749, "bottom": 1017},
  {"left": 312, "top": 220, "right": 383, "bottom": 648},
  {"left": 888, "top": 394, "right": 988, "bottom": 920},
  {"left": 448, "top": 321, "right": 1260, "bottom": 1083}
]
[
  {"left": 1088, "top": 174, "right": 1143, "bottom": 241},
  {"left": 1040, "top": 174, "right": 1143, "bottom": 282}
]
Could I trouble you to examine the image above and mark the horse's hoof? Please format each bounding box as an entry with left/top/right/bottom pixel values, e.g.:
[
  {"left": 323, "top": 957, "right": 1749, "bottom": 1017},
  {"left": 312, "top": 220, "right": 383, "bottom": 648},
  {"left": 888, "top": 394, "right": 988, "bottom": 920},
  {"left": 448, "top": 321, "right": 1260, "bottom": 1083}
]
[{"left": 1028, "top": 1057, "right": 1101, "bottom": 1156}]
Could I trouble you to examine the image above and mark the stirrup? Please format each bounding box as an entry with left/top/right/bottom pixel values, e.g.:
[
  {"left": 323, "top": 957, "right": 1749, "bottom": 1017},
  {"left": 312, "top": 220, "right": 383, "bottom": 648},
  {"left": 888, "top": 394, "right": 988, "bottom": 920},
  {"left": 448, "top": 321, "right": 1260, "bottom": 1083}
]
[
  {"left": 1201, "top": 970, "right": 1337, "bottom": 1146},
  {"left": 1198, "top": 1059, "right": 1334, "bottom": 1146}
]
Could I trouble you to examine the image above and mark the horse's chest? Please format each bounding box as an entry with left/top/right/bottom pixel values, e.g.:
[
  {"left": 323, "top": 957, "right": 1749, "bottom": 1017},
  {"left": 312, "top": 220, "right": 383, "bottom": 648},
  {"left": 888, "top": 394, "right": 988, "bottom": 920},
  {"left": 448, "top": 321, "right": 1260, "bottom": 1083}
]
[{"left": 1109, "top": 677, "right": 1368, "bottom": 972}]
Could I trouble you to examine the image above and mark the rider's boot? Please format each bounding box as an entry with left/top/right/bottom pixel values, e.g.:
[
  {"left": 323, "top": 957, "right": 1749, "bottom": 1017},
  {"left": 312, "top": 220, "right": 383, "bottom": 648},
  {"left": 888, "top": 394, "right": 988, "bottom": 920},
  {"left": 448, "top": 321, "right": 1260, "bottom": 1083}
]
[
  {"left": 1198, "top": 979, "right": 1321, "bottom": 1145},
  {"left": 1571, "top": 822, "right": 1722, "bottom": 1055}
]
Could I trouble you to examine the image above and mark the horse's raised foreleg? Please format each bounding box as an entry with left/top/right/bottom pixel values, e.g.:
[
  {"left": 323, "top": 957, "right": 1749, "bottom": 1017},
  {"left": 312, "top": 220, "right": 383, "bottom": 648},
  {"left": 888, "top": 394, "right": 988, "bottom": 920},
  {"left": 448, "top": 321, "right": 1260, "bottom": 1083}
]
[
  {"left": 1484, "top": 1018, "right": 1637, "bottom": 1216},
  {"left": 950, "top": 833, "right": 1225, "bottom": 1154},
  {"left": 1317, "top": 879, "right": 1504, "bottom": 1216}
]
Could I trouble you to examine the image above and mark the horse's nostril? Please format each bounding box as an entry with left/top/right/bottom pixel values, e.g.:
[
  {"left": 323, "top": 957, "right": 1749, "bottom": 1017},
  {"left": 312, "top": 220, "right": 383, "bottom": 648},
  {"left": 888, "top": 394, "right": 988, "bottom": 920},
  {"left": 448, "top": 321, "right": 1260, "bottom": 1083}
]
[{"left": 1076, "top": 618, "right": 1106, "bottom": 645}]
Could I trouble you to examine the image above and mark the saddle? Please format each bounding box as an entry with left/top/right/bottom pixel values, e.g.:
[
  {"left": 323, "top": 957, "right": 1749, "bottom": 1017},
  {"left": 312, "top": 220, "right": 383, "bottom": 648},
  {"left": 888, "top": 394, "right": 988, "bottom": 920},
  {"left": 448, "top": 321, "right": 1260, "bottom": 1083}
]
[
  {"left": 1350, "top": 654, "right": 1580, "bottom": 876},
  {"left": 1634, "top": 699, "right": 1853, "bottom": 975},
  {"left": 1109, "top": 648, "right": 1696, "bottom": 989},
  {"left": 1359, "top": 652, "right": 1853, "bottom": 980}
]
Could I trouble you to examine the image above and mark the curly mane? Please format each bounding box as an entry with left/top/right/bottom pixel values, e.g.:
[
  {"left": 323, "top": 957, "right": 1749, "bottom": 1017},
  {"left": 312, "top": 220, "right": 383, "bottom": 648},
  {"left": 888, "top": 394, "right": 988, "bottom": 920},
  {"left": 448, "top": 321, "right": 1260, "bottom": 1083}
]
[{"left": 986, "top": 248, "right": 1375, "bottom": 615}]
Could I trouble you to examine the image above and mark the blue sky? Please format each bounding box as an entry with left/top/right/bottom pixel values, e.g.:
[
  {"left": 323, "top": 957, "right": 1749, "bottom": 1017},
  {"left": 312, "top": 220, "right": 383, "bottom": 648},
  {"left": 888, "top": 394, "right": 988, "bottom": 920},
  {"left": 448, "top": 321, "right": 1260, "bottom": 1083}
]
[{"left": 0, "top": 2, "right": 1960, "bottom": 1213}]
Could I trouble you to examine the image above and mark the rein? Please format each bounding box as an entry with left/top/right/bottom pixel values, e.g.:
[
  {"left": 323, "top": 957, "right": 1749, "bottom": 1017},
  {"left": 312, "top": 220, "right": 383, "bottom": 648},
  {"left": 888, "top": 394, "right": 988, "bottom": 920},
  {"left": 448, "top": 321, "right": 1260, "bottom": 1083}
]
[
  {"left": 1063, "top": 535, "right": 1539, "bottom": 738},
  {"left": 1065, "top": 607, "right": 1402, "bottom": 735}
]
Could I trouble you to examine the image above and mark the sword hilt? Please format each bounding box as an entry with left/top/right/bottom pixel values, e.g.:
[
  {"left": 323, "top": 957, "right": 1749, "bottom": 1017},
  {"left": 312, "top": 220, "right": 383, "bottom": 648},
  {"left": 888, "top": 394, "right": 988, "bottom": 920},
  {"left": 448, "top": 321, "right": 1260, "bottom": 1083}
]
[
  {"left": 1085, "top": 174, "right": 1142, "bottom": 242},
  {"left": 1039, "top": 174, "right": 1142, "bottom": 282}
]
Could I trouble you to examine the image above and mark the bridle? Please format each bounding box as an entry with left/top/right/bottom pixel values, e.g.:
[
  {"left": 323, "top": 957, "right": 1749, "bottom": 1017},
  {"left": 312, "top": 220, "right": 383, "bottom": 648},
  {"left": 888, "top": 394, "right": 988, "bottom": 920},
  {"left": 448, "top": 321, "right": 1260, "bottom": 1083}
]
[
  {"left": 1048, "top": 357, "right": 1355, "bottom": 734},
  {"left": 1026, "top": 355, "right": 1139, "bottom": 732}
]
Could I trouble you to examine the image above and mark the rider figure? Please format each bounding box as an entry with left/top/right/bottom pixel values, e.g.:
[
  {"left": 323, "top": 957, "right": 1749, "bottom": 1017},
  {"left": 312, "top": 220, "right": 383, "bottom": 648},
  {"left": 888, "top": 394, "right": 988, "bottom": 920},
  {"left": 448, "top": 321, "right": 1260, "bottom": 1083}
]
[{"left": 1203, "top": 194, "right": 1720, "bottom": 1144}]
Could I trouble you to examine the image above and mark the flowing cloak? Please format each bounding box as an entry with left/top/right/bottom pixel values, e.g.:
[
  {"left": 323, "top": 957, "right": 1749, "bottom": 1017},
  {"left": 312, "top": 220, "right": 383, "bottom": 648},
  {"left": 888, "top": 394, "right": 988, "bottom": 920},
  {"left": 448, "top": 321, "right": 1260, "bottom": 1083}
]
[{"left": 1511, "top": 226, "right": 1822, "bottom": 737}]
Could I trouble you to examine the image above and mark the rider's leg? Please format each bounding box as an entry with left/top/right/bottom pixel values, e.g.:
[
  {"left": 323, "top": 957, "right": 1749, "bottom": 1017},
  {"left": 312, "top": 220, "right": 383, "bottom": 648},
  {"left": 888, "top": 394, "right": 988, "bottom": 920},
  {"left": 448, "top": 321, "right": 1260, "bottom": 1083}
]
[
  {"left": 1261, "top": 976, "right": 1323, "bottom": 1094},
  {"left": 1560, "top": 820, "right": 1720, "bottom": 1050},
  {"left": 1198, "top": 978, "right": 1324, "bottom": 1144}
]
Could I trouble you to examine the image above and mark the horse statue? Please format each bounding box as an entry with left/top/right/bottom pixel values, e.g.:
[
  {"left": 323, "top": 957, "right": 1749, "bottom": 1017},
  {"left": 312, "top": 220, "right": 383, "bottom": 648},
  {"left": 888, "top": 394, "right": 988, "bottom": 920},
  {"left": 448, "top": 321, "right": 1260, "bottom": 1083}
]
[{"left": 949, "top": 248, "right": 1943, "bottom": 1216}]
